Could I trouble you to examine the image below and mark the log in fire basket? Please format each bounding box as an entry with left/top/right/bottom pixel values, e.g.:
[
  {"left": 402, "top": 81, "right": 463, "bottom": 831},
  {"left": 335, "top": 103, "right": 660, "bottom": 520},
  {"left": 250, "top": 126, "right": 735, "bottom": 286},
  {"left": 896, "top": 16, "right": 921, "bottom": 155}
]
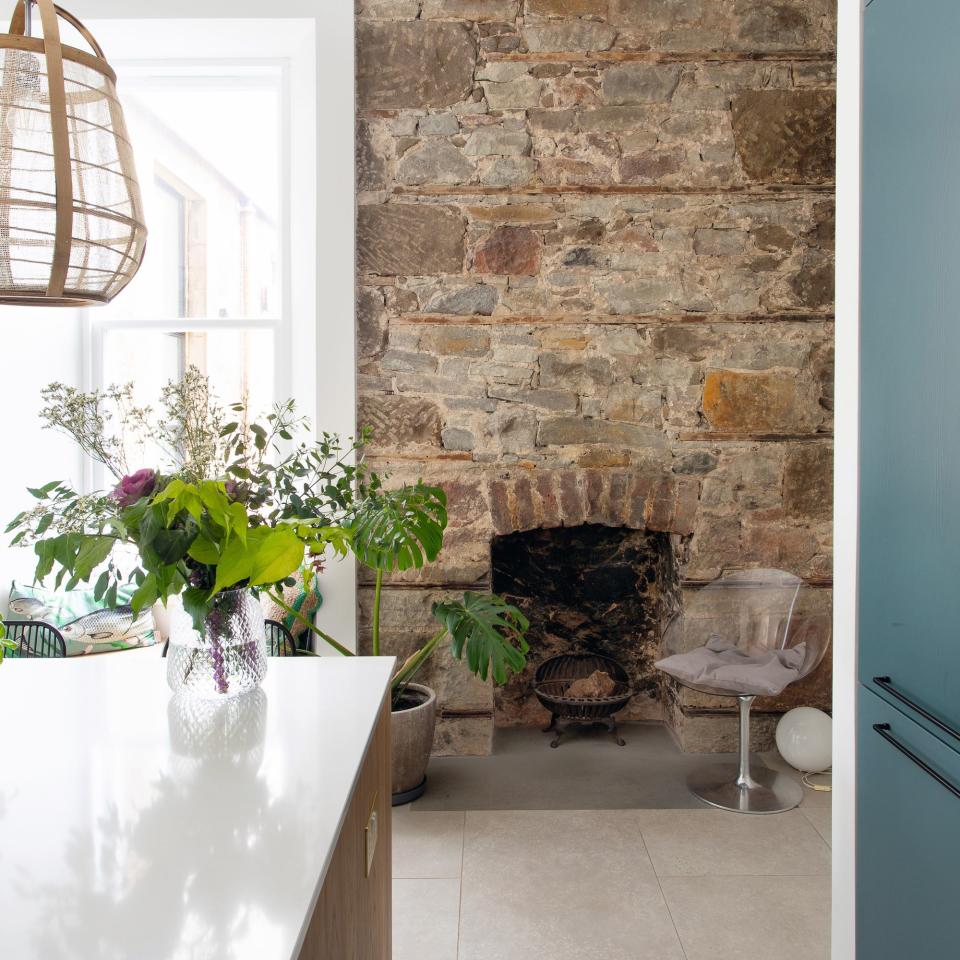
[{"left": 533, "top": 653, "right": 632, "bottom": 748}]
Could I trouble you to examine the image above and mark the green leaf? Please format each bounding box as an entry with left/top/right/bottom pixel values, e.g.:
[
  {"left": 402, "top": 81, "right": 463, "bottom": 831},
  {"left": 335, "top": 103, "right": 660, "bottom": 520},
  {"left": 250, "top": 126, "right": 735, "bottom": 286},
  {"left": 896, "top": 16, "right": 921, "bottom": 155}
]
[
  {"left": 188, "top": 535, "right": 220, "bottom": 565},
  {"left": 182, "top": 587, "right": 209, "bottom": 632},
  {"left": 130, "top": 572, "right": 159, "bottom": 615},
  {"left": 153, "top": 478, "right": 185, "bottom": 504},
  {"left": 93, "top": 570, "right": 111, "bottom": 601},
  {"left": 27, "top": 480, "right": 61, "bottom": 499},
  {"left": 135, "top": 504, "right": 165, "bottom": 559},
  {"left": 34, "top": 538, "right": 56, "bottom": 581},
  {"left": 198, "top": 481, "right": 229, "bottom": 528},
  {"left": 432, "top": 592, "right": 529, "bottom": 685},
  {"left": 154, "top": 478, "right": 203, "bottom": 524},
  {"left": 212, "top": 536, "right": 254, "bottom": 594},
  {"left": 226, "top": 501, "right": 248, "bottom": 545},
  {"left": 179, "top": 489, "right": 203, "bottom": 523},
  {"left": 152, "top": 528, "right": 195, "bottom": 564},
  {"left": 73, "top": 536, "right": 114, "bottom": 581},
  {"left": 248, "top": 525, "right": 304, "bottom": 587},
  {"left": 349, "top": 483, "right": 447, "bottom": 573},
  {"left": 297, "top": 522, "right": 351, "bottom": 558},
  {"left": 52, "top": 533, "right": 82, "bottom": 569}
]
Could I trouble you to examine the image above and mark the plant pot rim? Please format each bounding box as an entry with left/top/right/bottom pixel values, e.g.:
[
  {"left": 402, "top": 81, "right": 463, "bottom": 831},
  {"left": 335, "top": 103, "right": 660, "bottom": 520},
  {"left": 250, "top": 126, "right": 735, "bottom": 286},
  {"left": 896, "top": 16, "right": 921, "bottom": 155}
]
[{"left": 392, "top": 682, "right": 436, "bottom": 713}]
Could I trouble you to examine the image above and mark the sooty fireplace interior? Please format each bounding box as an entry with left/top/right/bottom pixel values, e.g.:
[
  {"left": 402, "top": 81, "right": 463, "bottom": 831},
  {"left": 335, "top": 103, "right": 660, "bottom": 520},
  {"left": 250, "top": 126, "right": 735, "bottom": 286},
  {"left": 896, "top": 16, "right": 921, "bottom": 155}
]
[{"left": 491, "top": 524, "right": 682, "bottom": 729}]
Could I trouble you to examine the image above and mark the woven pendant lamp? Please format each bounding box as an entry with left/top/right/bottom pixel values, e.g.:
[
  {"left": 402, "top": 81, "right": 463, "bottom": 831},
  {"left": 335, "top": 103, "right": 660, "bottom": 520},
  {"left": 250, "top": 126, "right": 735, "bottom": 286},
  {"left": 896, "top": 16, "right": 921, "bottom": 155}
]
[{"left": 0, "top": 0, "right": 146, "bottom": 306}]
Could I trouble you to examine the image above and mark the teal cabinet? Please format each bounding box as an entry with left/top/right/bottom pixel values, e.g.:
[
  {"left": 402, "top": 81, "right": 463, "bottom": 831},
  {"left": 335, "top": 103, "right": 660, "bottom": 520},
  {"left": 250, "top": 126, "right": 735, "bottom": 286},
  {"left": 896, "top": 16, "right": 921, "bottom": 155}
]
[
  {"left": 859, "top": 0, "right": 960, "bottom": 952},
  {"left": 860, "top": 0, "right": 960, "bottom": 740},
  {"left": 857, "top": 689, "right": 960, "bottom": 959}
]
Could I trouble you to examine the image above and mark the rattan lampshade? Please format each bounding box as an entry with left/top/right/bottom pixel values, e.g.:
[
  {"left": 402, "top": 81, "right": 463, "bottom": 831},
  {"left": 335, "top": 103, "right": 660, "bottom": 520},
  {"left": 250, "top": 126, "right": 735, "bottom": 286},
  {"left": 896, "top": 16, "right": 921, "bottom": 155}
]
[{"left": 0, "top": 0, "right": 146, "bottom": 306}]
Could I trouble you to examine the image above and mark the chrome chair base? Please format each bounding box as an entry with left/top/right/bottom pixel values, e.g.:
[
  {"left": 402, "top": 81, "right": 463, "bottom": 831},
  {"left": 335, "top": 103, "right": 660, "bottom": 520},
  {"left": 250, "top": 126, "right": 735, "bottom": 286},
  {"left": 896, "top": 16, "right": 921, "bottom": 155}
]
[{"left": 687, "top": 762, "right": 804, "bottom": 814}]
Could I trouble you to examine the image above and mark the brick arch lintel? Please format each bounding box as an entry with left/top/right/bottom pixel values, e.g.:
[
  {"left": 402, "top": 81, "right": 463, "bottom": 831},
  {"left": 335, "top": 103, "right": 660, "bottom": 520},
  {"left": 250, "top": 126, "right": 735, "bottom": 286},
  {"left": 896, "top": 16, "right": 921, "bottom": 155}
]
[{"left": 485, "top": 468, "right": 699, "bottom": 539}]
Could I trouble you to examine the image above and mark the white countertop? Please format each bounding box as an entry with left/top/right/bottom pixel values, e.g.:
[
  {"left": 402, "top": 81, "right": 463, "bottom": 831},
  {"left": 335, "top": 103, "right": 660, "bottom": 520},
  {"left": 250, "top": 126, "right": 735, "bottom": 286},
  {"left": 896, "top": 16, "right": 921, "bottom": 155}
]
[{"left": 0, "top": 653, "right": 395, "bottom": 960}]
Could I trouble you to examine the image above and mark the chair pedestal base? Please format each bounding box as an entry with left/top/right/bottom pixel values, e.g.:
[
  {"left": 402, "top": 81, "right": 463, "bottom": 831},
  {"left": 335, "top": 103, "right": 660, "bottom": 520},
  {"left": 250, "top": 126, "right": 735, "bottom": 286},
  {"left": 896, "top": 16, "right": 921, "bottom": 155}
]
[{"left": 687, "top": 762, "right": 803, "bottom": 814}]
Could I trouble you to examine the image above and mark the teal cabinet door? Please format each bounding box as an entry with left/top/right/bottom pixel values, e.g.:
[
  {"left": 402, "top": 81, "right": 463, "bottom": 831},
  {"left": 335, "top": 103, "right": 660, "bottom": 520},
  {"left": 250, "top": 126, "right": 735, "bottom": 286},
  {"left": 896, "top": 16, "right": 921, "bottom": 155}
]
[
  {"left": 857, "top": 689, "right": 960, "bottom": 959},
  {"left": 860, "top": 2, "right": 960, "bottom": 950},
  {"left": 860, "top": 0, "right": 960, "bottom": 742}
]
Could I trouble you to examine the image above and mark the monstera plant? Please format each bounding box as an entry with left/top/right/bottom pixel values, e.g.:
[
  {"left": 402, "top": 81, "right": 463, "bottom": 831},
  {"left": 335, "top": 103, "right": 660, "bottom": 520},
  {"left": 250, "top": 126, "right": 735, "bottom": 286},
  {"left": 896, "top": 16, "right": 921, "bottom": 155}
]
[{"left": 277, "top": 480, "right": 530, "bottom": 804}]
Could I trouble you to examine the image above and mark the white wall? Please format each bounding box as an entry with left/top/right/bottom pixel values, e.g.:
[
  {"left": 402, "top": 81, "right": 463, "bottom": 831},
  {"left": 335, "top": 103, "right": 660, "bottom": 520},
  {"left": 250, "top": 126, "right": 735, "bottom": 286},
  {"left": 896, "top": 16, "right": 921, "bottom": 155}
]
[
  {"left": 834, "top": 0, "right": 861, "bottom": 957},
  {"left": 0, "top": 309, "right": 85, "bottom": 607},
  {"left": 73, "top": 0, "right": 329, "bottom": 15}
]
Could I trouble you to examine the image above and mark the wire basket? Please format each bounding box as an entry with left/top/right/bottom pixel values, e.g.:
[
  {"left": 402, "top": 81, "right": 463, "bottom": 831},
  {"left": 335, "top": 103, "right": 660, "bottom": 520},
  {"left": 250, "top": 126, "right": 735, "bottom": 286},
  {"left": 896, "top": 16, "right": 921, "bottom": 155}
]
[{"left": 533, "top": 653, "right": 632, "bottom": 721}]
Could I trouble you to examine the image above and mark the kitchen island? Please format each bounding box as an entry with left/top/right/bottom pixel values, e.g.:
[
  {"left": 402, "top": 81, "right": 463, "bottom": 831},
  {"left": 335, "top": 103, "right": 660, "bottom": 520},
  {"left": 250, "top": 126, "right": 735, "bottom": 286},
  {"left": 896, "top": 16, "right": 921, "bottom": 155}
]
[{"left": 0, "top": 654, "right": 395, "bottom": 959}]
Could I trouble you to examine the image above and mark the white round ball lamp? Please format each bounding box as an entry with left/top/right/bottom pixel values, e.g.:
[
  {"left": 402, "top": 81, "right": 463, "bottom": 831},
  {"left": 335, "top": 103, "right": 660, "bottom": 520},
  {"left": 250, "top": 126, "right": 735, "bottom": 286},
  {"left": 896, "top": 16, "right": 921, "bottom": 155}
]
[{"left": 775, "top": 707, "right": 832, "bottom": 773}]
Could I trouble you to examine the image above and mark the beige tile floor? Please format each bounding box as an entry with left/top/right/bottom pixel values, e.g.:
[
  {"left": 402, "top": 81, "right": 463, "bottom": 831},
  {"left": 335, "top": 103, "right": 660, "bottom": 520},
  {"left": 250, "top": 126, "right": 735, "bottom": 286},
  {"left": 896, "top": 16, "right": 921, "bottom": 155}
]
[{"left": 392, "top": 788, "right": 831, "bottom": 960}]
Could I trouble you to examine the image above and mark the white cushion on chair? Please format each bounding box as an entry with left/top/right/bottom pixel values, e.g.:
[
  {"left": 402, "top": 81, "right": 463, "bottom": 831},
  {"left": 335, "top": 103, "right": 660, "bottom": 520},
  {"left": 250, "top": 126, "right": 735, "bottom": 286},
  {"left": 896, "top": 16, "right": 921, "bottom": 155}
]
[{"left": 655, "top": 635, "right": 807, "bottom": 696}]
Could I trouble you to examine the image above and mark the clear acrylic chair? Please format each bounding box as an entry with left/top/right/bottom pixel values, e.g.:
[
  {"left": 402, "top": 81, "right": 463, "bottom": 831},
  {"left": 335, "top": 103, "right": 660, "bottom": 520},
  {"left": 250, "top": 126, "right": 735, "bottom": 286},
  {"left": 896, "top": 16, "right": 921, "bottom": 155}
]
[{"left": 659, "top": 569, "right": 831, "bottom": 814}]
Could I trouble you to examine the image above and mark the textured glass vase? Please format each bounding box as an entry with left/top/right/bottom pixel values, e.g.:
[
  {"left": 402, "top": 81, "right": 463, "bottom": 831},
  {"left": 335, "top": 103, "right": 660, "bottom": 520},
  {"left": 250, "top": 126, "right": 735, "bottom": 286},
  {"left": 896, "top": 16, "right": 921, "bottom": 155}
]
[{"left": 166, "top": 589, "right": 268, "bottom": 700}]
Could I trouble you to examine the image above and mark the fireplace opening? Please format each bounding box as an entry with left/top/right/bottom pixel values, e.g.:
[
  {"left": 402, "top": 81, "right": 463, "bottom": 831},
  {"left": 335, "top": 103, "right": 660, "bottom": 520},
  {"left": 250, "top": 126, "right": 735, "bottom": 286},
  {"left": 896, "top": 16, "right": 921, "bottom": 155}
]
[{"left": 491, "top": 524, "right": 681, "bottom": 728}]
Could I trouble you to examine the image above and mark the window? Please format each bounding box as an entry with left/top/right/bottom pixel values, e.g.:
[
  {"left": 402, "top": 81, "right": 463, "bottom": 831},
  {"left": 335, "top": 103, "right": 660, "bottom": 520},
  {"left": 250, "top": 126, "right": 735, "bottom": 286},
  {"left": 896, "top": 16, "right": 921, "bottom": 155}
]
[
  {"left": 91, "top": 61, "right": 284, "bottom": 421},
  {"left": 75, "top": 9, "right": 356, "bottom": 647},
  {"left": 81, "top": 15, "right": 326, "bottom": 458}
]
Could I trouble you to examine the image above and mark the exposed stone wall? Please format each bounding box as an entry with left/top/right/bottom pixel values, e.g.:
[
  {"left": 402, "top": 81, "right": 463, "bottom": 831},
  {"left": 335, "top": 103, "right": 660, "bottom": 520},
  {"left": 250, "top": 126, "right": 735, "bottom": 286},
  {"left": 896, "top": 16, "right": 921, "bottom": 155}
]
[{"left": 356, "top": 0, "right": 836, "bottom": 755}]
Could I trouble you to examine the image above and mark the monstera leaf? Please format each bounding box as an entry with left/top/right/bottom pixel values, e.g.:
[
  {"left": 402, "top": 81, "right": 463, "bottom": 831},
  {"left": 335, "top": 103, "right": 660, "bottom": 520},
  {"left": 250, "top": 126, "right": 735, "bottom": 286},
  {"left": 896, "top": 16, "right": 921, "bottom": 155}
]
[
  {"left": 432, "top": 592, "right": 530, "bottom": 684},
  {"left": 349, "top": 483, "right": 447, "bottom": 572}
]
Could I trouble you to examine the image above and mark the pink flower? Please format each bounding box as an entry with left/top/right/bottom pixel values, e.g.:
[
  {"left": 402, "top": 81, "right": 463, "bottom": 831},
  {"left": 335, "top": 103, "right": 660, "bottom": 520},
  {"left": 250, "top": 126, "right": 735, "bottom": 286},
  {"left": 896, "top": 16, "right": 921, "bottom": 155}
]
[
  {"left": 111, "top": 469, "right": 157, "bottom": 507},
  {"left": 224, "top": 478, "right": 248, "bottom": 502}
]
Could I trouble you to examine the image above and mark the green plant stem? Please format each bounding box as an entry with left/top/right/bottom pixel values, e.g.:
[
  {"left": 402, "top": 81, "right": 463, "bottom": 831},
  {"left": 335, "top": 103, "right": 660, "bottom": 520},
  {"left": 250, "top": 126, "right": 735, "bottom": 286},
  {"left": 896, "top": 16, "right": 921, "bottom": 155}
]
[
  {"left": 391, "top": 626, "right": 447, "bottom": 702},
  {"left": 372, "top": 567, "right": 383, "bottom": 657},
  {"left": 265, "top": 590, "right": 355, "bottom": 658}
]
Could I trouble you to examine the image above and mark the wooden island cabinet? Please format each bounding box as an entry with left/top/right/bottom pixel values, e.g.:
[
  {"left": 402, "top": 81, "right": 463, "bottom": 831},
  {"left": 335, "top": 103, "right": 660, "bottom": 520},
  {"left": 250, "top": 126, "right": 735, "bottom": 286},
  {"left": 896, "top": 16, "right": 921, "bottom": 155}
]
[{"left": 300, "top": 693, "right": 392, "bottom": 960}]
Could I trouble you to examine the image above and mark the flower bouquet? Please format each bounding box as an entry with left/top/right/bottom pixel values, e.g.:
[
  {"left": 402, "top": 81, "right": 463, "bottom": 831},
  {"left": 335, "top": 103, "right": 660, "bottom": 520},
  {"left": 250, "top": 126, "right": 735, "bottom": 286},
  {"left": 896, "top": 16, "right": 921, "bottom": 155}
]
[{"left": 7, "top": 371, "right": 356, "bottom": 698}]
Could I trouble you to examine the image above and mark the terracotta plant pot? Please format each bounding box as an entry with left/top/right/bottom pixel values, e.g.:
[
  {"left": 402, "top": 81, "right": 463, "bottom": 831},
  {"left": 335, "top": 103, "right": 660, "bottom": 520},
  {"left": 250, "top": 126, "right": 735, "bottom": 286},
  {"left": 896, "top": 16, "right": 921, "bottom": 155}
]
[{"left": 391, "top": 683, "right": 436, "bottom": 806}]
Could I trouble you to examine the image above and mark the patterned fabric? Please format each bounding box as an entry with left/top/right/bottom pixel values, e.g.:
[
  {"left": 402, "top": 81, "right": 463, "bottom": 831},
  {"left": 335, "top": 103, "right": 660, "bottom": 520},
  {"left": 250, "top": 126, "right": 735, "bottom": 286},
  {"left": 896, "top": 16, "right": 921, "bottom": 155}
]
[
  {"left": 258, "top": 571, "right": 323, "bottom": 649},
  {"left": 7, "top": 581, "right": 157, "bottom": 656}
]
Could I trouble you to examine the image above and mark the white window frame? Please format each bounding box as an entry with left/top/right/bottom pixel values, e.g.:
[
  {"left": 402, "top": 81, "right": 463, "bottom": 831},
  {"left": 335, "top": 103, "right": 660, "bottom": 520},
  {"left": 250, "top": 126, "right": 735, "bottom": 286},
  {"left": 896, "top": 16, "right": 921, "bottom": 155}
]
[{"left": 77, "top": 5, "right": 357, "bottom": 649}]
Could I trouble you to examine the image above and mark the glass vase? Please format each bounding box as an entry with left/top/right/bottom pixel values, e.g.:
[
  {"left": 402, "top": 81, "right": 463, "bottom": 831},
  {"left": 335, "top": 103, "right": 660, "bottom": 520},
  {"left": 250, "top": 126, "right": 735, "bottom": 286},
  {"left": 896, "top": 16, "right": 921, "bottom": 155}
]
[{"left": 166, "top": 589, "right": 267, "bottom": 700}]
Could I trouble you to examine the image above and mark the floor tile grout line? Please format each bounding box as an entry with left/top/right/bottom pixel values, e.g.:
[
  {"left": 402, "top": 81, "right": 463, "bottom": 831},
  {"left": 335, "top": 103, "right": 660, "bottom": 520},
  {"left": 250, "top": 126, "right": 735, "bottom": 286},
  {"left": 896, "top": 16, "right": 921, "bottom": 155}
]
[
  {"left": 645, "top": 833, "right": 692, "bottom": 960},
  {"left": 456, "top": 811, "right": 467, "bottom": 960},
  {"left": 393, "top": 873, "right": 463, "bottom": 880},
  {"left": 662, "top": 871, "right": 834, "bottom": 878},
  {"left": 794, "top": 811, "right": 834, "bottom": 856},
  {"left": 635, "top": 818, "right": 832, "bottom": 882}
]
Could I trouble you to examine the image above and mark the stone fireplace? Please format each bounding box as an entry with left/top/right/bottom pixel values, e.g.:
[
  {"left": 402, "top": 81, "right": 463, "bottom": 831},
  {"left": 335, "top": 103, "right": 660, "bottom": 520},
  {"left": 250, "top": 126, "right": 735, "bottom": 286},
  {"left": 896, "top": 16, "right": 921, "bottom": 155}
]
[
  {"left": 354, "top": 1, "right": 836, "bottom": 756},
  {"left": 358, "top": 462, "right": 832, "bottom": 756},
  {"left": 492, "top": 524, "right": 680, "bottom": 727}
]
